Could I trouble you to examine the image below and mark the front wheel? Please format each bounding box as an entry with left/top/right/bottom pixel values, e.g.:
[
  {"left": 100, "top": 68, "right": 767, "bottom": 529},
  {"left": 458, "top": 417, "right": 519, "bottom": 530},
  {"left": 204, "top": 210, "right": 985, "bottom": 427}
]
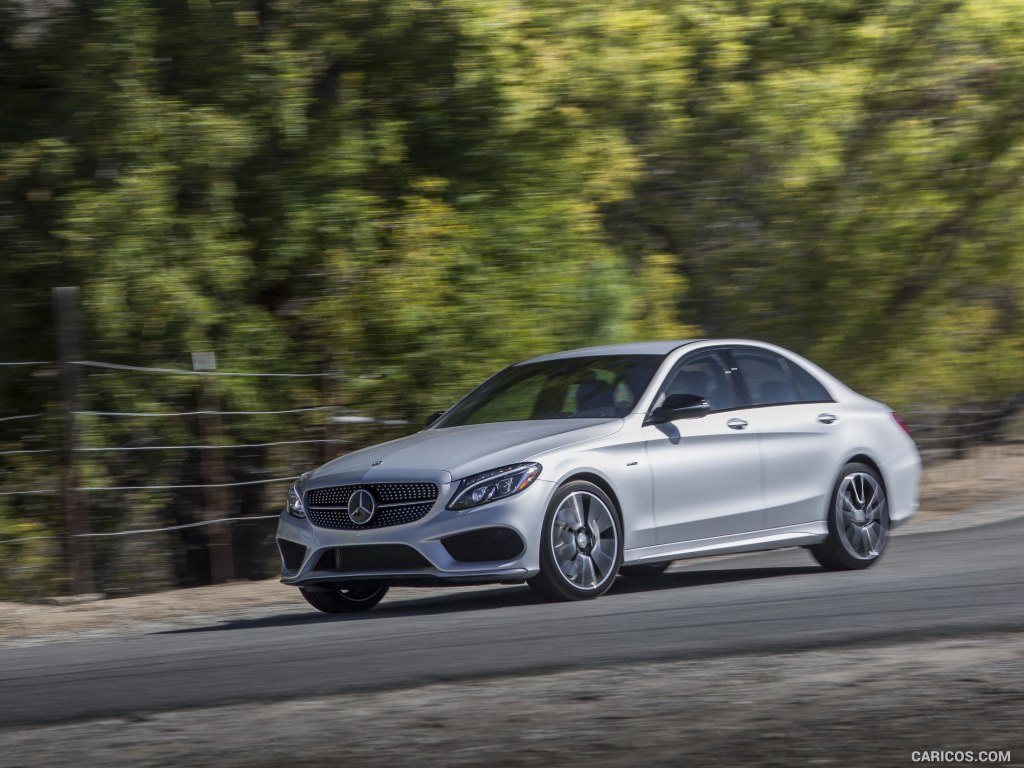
[
  {"left": 810, "top": 462, "right": 890, "bottom": 571},
  {"left": 528, "top": 481, "right": 623, "bottom": 601},
  {"left": 300, "top": 583, "right": 389, "bottom": 613}
]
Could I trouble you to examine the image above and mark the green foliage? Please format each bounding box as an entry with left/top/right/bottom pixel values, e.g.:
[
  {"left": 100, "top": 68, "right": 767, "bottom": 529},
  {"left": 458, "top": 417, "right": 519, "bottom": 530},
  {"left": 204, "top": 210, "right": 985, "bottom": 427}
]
[
  {"left": 0, "top": 506, "right": 60, "bottom": 600},
  {"left": 1, "top": 0, "right": 1023, "bottom": 592},
  {"left": 604, "top": 0, "right": 1024, "bottom": 408}
]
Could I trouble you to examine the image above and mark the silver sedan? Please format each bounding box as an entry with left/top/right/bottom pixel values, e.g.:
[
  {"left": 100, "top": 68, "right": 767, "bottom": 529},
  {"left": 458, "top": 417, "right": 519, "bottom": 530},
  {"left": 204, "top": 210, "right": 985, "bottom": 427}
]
[{"left": 277, "top": 339, "right": 921, "bottom": 612}]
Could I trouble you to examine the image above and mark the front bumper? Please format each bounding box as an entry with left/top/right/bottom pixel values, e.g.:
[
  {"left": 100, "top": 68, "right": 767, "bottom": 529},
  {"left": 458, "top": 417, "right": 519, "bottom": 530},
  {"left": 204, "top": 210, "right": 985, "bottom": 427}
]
[{"left": 277, "top": 479, "right": 554, "bottom": 586}]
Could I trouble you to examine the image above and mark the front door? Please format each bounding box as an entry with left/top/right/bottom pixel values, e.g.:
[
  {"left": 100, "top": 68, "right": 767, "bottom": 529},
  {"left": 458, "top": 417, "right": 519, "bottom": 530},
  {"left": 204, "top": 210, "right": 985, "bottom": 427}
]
[{"left": 643, "top": 350, "right": 764, "bottom": 545}]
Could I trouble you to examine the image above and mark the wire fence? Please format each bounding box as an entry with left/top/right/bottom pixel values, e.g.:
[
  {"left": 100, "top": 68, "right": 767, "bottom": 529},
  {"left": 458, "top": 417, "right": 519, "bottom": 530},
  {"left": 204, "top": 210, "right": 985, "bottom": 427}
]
[
  {"left": 903, "top": 407, "right": 1024, "bottom": 463},
  {"left": 2, "top": 354, "right": 1022, "bottom": 598},
  {"left": 0, "top": 355, "right": 411, "bottom": 597},
  {"left": 70, "top": 360, "right": 341, "bottom": 377},
  {"left": 0, "top": 515, "right": 281, "bottom": 547}
]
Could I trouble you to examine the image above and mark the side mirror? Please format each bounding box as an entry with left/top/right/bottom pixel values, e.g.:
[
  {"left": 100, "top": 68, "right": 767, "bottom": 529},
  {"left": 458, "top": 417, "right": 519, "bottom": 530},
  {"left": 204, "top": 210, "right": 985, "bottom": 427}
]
[
  {"left": 424, "top": 410, "right": 445, "bottom": 428},
  {"left": 645, "top": 393, "right": 709, "bottom": 425}
]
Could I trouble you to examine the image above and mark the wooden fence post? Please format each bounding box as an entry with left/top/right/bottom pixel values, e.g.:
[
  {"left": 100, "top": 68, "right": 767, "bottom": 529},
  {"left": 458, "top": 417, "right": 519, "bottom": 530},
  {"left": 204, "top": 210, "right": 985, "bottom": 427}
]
[{"left": 54, "top": 286, "right": 95, "bottom": 595}]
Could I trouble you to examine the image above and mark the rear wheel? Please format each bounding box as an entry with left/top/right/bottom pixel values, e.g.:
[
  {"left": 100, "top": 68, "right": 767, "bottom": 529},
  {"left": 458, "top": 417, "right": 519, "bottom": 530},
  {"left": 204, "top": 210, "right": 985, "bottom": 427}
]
[
  {"left": 529, "top": 481, "right": 623, "bottom": 601},
  {"left": 811, "top": 462, "right": 889, "bottom": 571},
  {"left": 619, "top": 561, "right": 671, "bottom": 578},
  {"left": 300, "top": 583, "right": 389, "bottom": 613}
]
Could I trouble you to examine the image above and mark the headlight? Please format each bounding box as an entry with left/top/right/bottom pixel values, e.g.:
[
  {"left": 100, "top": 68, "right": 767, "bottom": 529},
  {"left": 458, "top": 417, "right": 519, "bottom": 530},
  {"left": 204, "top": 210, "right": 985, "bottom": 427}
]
[
  {"left": 286, "top": 477, "right": 307, "bottom": 518},
  {"left": 447, "top": 463, "right": 542, "bottom": 511}
]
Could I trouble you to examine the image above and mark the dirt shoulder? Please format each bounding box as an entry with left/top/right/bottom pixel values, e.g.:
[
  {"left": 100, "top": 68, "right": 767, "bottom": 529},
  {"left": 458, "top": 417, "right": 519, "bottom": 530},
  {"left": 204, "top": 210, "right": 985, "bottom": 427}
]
[
  {"left": 917, "top": 443, "right": 1024, "bottom": 518},
  {"left": 1, "top": 446, "right": 1021, "bottom": 645},
  {"left": 1, "top": 633, "right": 1020, "bottom": 767}
]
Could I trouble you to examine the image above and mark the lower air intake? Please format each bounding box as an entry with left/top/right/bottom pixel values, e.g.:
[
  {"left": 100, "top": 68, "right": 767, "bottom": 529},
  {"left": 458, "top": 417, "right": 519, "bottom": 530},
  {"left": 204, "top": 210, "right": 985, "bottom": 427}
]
[
  {"left": 315, "top": 545, "right": 432, "bottom": 572},
  {"left": 277, "top": 538, "right": 307, "bottom": 571},
  {"left": 441, "top": 528, "right": 525, "bottom": 563}
]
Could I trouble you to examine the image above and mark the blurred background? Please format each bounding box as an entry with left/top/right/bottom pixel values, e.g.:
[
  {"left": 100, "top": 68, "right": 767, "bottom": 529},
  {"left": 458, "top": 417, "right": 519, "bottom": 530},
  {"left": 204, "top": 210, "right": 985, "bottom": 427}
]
[{"left": 1, "top": 0, "right": 1022, "bottom": 599}]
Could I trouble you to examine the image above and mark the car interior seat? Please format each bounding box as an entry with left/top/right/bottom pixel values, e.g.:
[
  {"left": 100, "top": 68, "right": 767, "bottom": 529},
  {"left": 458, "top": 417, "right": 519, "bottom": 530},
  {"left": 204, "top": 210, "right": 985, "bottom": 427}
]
[
  {"left": 756, "top": 379, "right": 796, "bottom": 405},
  {"left": 668, "top": 369, "right": 712, "bottom": 401},
  {"left": 575, "top": 376, "right": 616, "bottom": 415}
]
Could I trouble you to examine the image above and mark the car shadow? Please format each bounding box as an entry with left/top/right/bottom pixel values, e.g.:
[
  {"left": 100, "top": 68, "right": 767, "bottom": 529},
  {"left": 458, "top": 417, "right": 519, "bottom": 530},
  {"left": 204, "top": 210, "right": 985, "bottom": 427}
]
[
  {"left": 155, "top": 563, "right": 823, "bottom": 635},
  {"left": 608, "top": 564, "right": 821, "bottom": 594}
]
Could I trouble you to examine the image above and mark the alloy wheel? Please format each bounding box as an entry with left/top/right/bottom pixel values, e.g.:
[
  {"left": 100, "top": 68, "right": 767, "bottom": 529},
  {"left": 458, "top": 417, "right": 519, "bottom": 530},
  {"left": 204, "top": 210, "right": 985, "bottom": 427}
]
[
  {"left": 550, "top": 491, "right": 619, "bottom": 591},
  {"left": 836, "top": 471, "right": 887, "bottom": 559}
]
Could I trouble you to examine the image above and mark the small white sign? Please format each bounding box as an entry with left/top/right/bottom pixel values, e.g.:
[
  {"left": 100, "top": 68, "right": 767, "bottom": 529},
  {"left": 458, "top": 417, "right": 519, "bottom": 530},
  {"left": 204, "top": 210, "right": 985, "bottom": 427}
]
[{"left": 191, "top": 351, "right": 217, "bottom": 371}]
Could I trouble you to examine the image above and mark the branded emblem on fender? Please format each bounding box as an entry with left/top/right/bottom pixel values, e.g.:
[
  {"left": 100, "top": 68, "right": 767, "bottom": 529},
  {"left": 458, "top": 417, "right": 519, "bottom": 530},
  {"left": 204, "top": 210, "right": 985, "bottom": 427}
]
[{"left": 347, "top": 489, "right": 377, "bottom": 525}]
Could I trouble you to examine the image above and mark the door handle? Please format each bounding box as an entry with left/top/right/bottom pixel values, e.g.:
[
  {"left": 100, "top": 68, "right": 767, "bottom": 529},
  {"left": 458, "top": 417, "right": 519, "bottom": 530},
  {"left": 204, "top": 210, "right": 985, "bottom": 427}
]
[
  {"left": 727, "top": 418, "right": 748, "bottom": 431},
  {"left": 817, "top": 413, "right": 838, "bottom": 424}
]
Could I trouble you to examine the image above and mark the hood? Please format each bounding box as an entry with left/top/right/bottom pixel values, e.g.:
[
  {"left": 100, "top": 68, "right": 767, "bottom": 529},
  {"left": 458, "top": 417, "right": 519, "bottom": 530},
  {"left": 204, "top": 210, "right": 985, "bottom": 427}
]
[{"left": 307, "top": 419, "right": 623, "bottom": 486}]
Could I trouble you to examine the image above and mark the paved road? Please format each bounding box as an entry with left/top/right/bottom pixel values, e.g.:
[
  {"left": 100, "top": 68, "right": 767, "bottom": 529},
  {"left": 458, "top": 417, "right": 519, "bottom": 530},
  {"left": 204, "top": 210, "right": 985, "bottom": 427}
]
[{"left": 1, "top": 517, "right": 1022, "bottom": 727}]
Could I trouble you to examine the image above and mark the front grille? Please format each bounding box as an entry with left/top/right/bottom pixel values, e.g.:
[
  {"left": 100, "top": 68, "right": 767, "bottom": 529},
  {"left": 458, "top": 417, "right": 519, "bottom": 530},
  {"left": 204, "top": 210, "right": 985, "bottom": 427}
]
[
  {"left": 277, "top": 538, "right": 307, "bottom": 571},
  {"left": 308, "top": 502, "right": 434, "bottom": 530},
  {"left": 442, "top": 528, "right": 525, "bottom": 563},
  {"left": 305, "top": 483, "right": 439, "bottom": 530},
  {"left": 315, "top": 545, "right": 433, "bottom": 572},
  {"left": 306, "top": 483, "right": 438, "bottom": 506}
]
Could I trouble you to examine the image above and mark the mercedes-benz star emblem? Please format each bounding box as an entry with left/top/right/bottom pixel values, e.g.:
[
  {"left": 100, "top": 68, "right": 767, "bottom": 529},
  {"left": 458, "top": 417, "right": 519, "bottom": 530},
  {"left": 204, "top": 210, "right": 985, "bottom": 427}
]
[{"left": 347, "top": 489, "right": 377, "bottom": 526}]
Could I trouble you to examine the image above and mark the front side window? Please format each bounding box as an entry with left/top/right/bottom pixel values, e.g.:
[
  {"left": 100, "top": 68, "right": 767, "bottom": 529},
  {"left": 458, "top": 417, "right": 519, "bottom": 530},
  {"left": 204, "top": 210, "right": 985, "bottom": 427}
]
[
  {"left": 657, "top": 351, "right": 736, "bottom": 412},
  {"left": 438, "top": 355, "right": 664, "bottom": 427}
]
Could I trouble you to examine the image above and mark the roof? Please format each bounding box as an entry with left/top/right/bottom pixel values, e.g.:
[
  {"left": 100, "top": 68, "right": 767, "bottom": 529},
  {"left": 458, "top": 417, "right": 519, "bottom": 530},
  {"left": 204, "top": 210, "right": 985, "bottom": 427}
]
[{"left": 519, "top": 339, "right": 700, "bottom": 364}]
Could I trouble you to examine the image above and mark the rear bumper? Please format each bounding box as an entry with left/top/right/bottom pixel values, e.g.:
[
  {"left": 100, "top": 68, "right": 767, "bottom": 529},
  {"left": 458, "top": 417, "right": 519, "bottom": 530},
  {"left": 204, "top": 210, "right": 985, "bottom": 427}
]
[{"left": 885, "top": 443, "right": 921, "bottom": 528}]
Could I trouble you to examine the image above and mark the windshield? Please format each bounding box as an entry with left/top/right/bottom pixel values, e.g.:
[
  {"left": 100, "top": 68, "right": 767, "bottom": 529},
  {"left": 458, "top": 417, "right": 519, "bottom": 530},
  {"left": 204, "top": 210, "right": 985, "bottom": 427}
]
[{"left": 437, "top": 355, "right": 664, "bottom": 427}]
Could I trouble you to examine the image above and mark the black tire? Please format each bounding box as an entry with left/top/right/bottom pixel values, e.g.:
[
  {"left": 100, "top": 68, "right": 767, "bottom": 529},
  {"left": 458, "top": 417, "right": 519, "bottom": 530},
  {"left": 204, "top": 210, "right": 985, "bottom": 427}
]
[
  {"left": 619, "top": 561, "right": 671, "bottom": 579},
  {"left": 528, "top": 481, "right": 623, "bottom": 601},
  {"left": 300, "top": 583, "right": 389, "bottom": 613},
  {"left": 810, "top": 462, "right": 890, "bottom": 571}
]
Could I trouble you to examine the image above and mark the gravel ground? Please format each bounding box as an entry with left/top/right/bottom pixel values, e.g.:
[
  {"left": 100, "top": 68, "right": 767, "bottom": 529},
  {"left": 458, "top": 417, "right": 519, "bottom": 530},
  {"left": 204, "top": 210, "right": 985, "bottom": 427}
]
[
  {"left": 915, "top": 443, "right": 1024, "bottom": 518},
  {"left": 0, "top": 633, "right": 1020, "bottom": 767}
]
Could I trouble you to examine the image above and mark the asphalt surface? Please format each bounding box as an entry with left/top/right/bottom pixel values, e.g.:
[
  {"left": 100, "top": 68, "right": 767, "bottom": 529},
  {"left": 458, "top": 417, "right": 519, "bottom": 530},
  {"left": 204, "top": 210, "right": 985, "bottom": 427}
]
[{"left": 1, "top": 517, "right": 1022, "bottom": 728}]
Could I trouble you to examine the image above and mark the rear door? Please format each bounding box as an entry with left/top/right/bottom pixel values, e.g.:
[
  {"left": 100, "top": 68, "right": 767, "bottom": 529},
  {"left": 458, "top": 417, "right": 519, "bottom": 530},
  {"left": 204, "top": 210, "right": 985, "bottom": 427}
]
[{"left": 728, "top": 347, "right": 845, "bottom": 530}]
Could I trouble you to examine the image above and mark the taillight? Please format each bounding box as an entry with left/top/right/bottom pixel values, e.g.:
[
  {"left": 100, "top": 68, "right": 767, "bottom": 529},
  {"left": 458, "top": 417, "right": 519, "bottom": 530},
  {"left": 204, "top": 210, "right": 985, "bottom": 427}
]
[{"left": 892, "top": 412, "right": 911, "bottom": 435}]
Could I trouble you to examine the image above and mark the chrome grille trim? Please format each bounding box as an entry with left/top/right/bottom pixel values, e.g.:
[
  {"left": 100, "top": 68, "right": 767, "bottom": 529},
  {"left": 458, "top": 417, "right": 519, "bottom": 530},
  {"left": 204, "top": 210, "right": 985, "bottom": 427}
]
[{"left": 305, "top": 483, "right": 439, "bottom": 530}]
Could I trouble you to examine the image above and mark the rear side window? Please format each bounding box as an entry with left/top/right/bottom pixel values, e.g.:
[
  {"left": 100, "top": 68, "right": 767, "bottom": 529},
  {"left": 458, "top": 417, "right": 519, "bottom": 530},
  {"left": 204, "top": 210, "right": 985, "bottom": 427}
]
[
  {"left": 732, "top": 349, "right": 798, "bottom": 406},
  {"left": 786, "top": 360, "right": 832, "bottom": 402}
]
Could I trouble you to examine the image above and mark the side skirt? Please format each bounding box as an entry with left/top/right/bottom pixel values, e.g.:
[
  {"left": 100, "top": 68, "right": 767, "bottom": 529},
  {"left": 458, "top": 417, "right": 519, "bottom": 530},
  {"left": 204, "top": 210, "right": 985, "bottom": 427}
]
[{"left": 623, "top": 522, "right": 828, "bottom": 565}]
